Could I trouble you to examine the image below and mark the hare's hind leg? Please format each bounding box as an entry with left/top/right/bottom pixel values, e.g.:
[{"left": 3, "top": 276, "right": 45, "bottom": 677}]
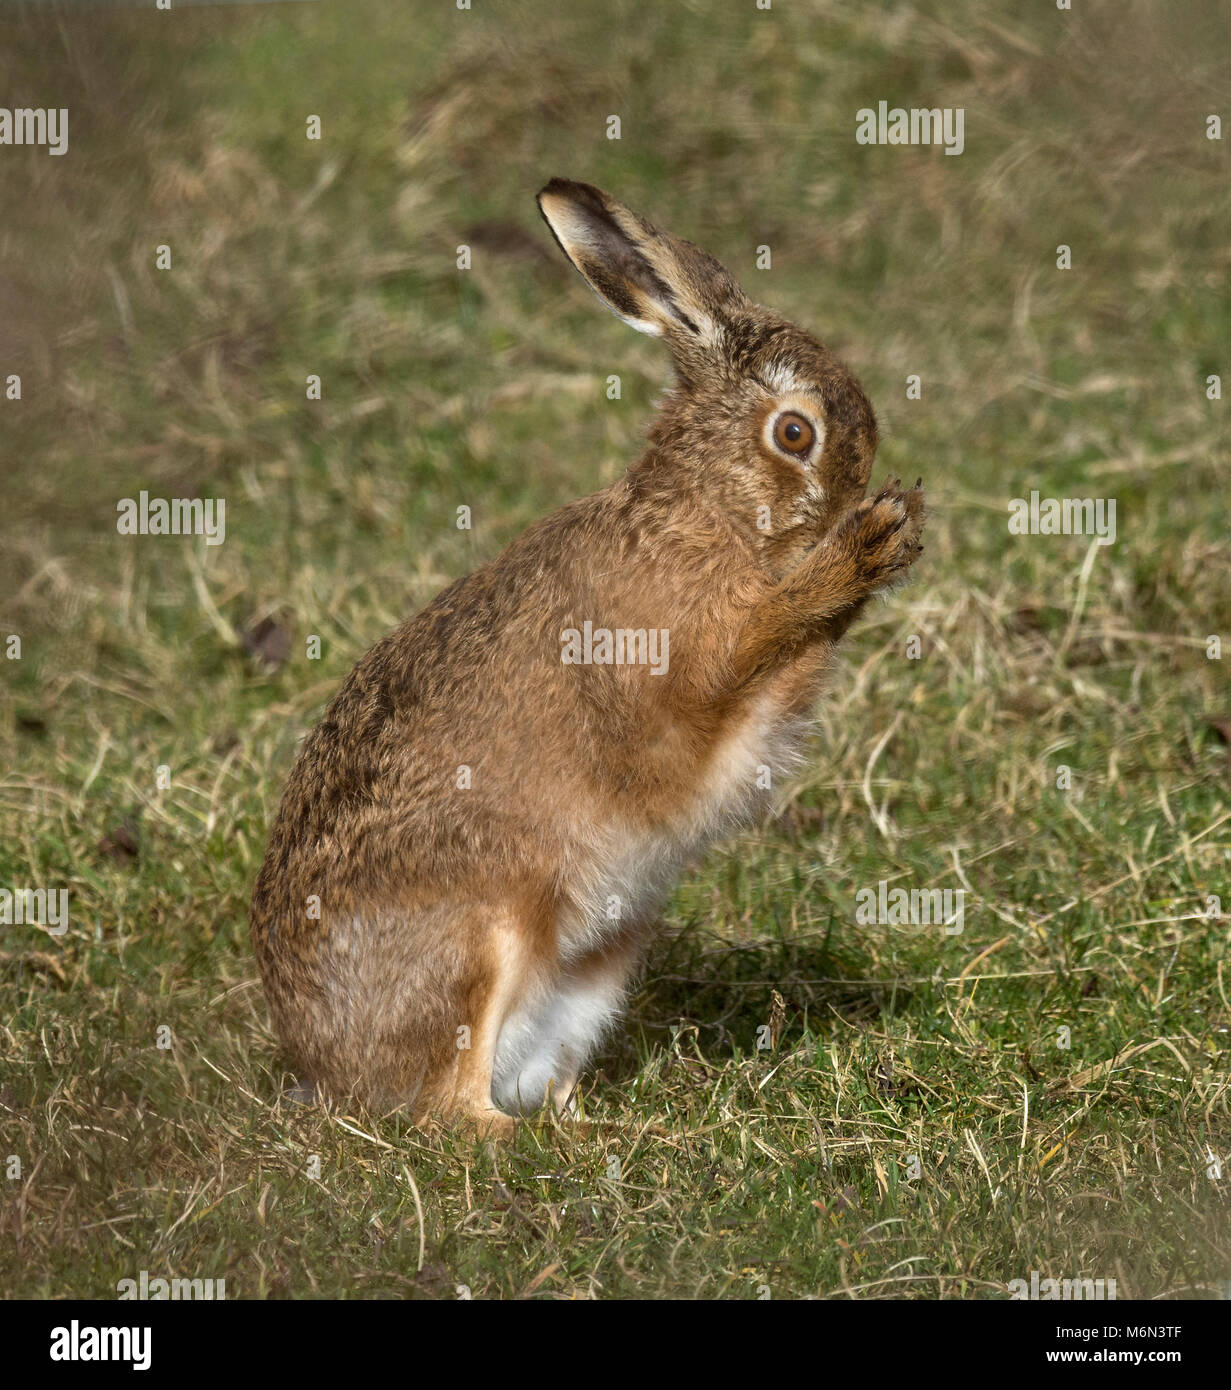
[{"left": 415, "top": 905, "right": 545, "bottom": 1137}]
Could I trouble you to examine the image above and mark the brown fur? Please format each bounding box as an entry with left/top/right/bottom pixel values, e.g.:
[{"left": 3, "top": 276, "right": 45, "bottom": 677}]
[{"left": 250, "top": 179, "right": 926, "bottom": 1132}]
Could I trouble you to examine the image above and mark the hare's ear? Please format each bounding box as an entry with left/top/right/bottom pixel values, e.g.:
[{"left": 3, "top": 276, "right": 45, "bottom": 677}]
[{"left": 537, "top": 178, "right": 744, "bottom": 355}]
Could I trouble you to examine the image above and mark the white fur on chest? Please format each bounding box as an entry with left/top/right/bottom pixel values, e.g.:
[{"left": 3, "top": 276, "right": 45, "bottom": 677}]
[
  {"left": 559, "top": 695, "right": 808, "bottom": 959},
  {"left": 696, "top": 691, "right": 807, "bottom": 825}
]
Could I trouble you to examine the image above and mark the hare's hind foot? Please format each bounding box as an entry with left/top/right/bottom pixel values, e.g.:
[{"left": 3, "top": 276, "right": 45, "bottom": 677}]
[
  {"left": 279, "top": 1073, "right": 518, "bottom": 1139},
  {"left": 451, "top": 1107, "right": 519, "bottom": 1141}
]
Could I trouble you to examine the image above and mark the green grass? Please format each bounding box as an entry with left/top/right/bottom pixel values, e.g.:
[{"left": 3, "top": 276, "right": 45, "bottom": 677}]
[{"left": 2, "top": 0, "right": 1229, "bottom": 1299}]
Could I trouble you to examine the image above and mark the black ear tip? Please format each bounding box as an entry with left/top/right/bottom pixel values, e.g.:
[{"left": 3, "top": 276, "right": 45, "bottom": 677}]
[
  {"left": 538, "top": 177, "right": 578, "bottom": 207},
  {"left": 537, "top": 177, "right": 611, "bottom": 216}
]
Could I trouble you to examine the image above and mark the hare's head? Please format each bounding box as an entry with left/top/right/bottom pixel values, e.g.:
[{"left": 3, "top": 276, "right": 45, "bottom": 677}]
[{"left": 538, "top": 178, "right": 880, "bottom": 571}]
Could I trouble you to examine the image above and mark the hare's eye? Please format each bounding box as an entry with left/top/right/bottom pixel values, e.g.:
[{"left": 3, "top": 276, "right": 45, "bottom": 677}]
[{"left": 773, "top": 411, "right": 815, "bottom": 456}]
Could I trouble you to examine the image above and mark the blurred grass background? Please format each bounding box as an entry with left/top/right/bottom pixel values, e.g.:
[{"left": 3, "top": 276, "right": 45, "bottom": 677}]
[{"left": 1, "top": 0, "right": 1229, "bottom": 1299}]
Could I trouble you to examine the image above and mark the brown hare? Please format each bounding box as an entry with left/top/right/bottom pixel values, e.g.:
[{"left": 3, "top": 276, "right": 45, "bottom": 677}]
[{"left": 250, "top": 178, "right": 925, "bottom": 1135}]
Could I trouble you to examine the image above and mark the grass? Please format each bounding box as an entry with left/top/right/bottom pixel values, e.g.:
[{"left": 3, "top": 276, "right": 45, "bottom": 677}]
[{"left": 1, "top": 0, "right": 1229, "bottom": 1299}]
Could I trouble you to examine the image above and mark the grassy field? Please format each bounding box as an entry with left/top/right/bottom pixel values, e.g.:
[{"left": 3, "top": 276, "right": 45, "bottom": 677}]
[{"left": 2, "top": 0, "right": 1229, "bottom": 1300}]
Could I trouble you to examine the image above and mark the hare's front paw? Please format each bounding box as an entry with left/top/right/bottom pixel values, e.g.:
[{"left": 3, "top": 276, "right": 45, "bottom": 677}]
[{"left": 839, "top": 476, "right": 925, "bottom": 588}]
